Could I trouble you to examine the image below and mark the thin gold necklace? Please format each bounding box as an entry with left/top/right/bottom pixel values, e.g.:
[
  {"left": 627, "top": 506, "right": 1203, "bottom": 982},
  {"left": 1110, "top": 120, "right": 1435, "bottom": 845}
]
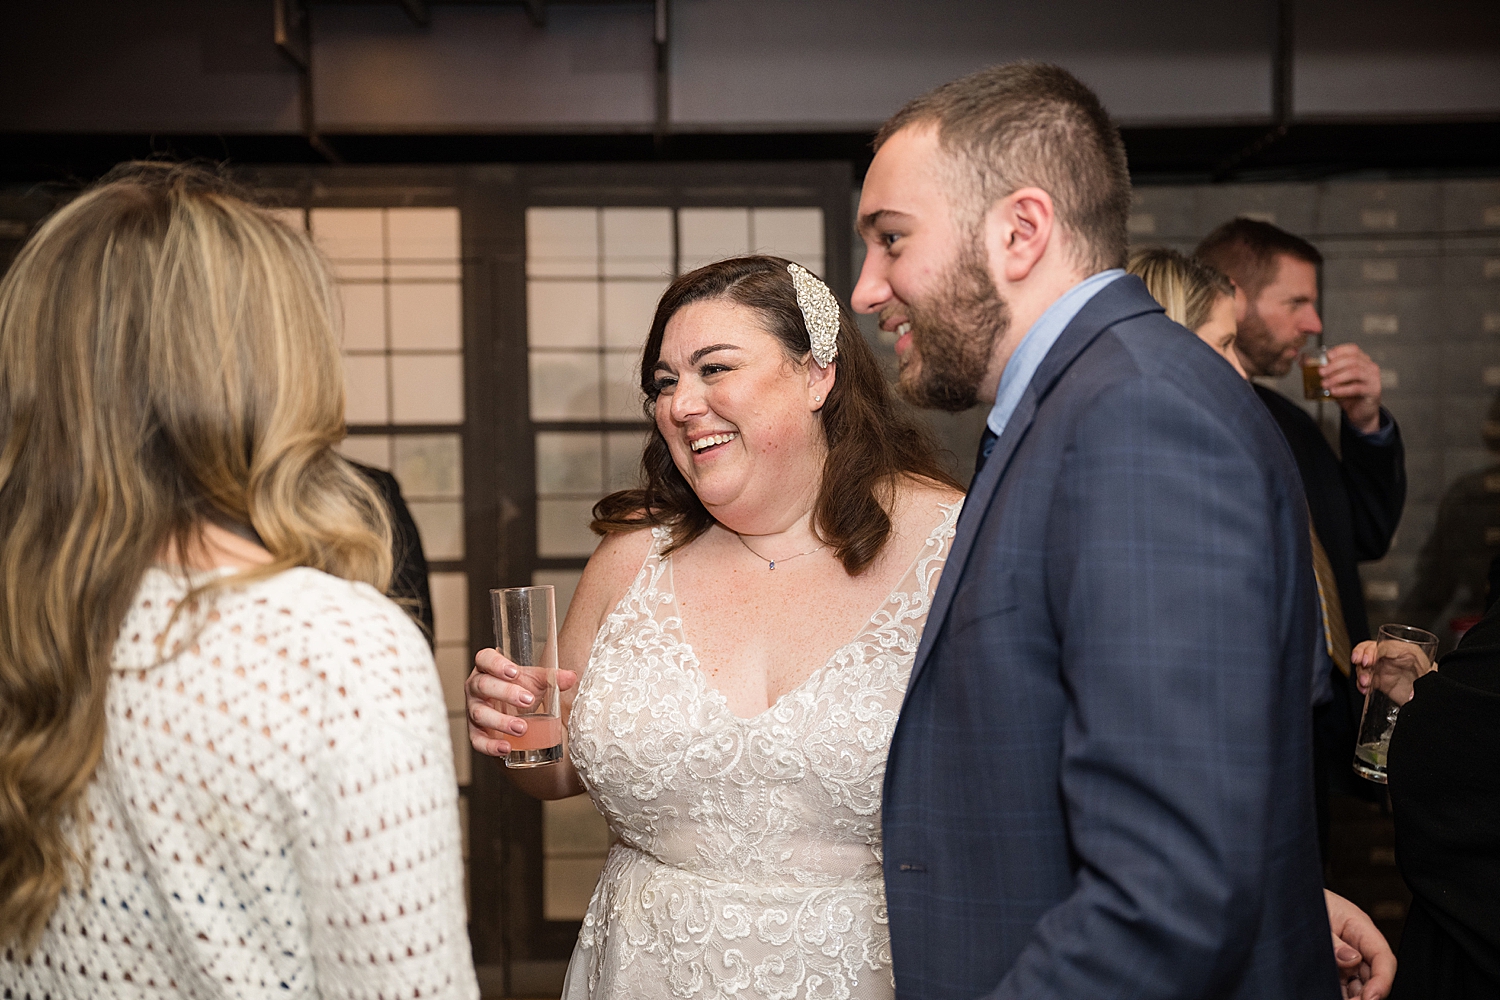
[{"left": 733, "top": 531, "right": 827, "bottom": 570}]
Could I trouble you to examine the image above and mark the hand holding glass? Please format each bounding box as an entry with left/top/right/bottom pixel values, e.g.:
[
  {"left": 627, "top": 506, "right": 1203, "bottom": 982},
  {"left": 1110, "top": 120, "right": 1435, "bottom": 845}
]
[
  {"left": 1352, "top": 624, "right": 1437, "bottom": 784},
  {"left": 485, "top": 586, "right": 563, "bottom": 767}
]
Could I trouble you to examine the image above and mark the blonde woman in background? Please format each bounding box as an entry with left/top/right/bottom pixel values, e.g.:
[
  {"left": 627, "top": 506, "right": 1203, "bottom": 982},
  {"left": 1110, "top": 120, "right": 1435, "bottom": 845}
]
[
  {"left": 0, "top": 164, "right": 477, "bottom": 999},
  {"left": 1127, "top": 245, "right": 1246, "bottom": 375}
]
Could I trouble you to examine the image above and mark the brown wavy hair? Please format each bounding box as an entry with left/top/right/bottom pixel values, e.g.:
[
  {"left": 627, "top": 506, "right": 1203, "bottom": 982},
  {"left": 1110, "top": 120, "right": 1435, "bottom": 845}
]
[
  {"left": 0, "top": 162, "right": 392, "bottom": 952},
  {"left": 591, "top": 255, "right": 962, "bottom": 575}
]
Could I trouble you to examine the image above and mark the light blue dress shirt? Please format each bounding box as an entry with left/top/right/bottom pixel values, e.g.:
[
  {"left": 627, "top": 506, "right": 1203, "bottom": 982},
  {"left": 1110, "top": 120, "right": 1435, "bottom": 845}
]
[{"left": 985, "top": 269, "right": 1126, "bottom": 439}]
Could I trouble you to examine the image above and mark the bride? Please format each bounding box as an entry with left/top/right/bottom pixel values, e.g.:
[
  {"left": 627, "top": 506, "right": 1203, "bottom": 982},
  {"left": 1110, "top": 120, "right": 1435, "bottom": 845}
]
[{"left": 467, "top": 256, "right": 964, "bottom": 999}]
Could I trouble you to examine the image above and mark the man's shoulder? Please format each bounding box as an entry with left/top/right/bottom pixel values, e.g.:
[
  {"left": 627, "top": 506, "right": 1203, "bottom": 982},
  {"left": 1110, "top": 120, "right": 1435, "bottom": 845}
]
[
  {"left": 1058, "top": 317, "right": 1300, "bottom": 476},
  {"left": 1107, "top": 309, "right": 1209, "bottom": 368},
  {"left": 1252, "top": 381, "right": 1305, "bottom": 414},
  {"left": 1249, "top": 383, "right": 1326, "bottom": 443},
  {"left": 1089, "top": 310, "right": 1253, "bottom": 408},
  {"left": 1442, "top": 463, "right": 1498, "bottom": 500},
  {"left": 1027, "top": 281, "right": 1286, "bottom": 459}
]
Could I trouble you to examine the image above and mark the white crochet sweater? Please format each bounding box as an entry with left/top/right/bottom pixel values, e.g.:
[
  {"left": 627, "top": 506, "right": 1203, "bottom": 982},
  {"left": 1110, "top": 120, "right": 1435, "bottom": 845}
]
[{"left": 1, "top": 566, "right": 479, "bottom": 1000}]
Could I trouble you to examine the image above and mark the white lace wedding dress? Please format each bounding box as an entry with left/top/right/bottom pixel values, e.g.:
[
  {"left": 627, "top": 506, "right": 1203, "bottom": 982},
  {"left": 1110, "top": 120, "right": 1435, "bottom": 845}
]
[{"left": 561, "top": 501, "right": 961, "bottom": 1000}]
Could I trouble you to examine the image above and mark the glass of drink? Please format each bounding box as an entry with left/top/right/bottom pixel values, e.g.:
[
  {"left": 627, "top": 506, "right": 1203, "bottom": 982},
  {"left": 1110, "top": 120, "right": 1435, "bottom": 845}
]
[
  {"left": 1301, "top": 345, "right": 1331, "bottom": 400},
  {"left": 490, "top": 585, "right": 563, "bottom": 768},
  {"left": 1352, "top": 623, "right": 1438, "bottom": 783}
]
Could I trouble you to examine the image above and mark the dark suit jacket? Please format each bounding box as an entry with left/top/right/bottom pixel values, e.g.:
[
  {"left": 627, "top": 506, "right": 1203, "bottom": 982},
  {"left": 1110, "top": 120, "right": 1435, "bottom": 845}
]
[
  {"left": 350, "top": 461, "right": 435, "bottom": 647},
  {"left": 1253, "top": 385, "right": 1405, "bottom": 647},
  {"left": 1387, "top": 594, "right": 1500, "bottom": 997},
  {"left": 882, "top": 276, "right": 1338, "bottom": 999}
]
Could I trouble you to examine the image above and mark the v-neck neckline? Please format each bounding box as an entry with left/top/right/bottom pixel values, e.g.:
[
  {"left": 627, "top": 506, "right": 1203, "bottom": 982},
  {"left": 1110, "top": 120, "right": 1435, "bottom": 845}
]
[{"left": 660, "top": 501, "right": 960, "bottom": 724}]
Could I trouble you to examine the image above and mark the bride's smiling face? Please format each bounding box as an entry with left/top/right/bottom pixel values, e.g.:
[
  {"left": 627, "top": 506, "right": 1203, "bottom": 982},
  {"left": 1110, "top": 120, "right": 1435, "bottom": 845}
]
[{"left": 650, "top": 297, "right": 830, "bottom": 521}]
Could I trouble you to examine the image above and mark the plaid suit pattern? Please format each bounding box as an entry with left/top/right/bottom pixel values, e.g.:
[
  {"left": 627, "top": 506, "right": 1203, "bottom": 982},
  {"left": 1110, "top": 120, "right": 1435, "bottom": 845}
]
[{"left": 882, "top": 277, "right": 1340, "bottom": 1000}]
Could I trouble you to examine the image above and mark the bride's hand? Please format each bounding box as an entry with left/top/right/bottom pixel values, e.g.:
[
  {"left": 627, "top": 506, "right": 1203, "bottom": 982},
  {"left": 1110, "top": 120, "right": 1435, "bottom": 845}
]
[{"left": 466, "top": 647, "right": 579, "bottom": 757}]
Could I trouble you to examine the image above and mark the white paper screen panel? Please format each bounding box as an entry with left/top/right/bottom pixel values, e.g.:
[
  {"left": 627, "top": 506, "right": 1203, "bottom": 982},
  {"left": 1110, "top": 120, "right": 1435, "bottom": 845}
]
[{"left": 308, "top": 207, "right": 465, "bottom": 428}]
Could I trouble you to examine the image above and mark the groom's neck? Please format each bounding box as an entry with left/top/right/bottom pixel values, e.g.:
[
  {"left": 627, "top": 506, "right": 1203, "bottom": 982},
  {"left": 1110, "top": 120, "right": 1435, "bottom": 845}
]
[{"left": 980, "top": 256, "right": 1092, "bottom": 402}]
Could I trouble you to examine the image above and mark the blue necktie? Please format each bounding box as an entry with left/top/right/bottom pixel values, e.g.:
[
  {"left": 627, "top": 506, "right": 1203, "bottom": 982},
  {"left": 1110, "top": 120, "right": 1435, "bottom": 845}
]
[{"left": 974, "top": 425, "right": 999, "bottom": 479}]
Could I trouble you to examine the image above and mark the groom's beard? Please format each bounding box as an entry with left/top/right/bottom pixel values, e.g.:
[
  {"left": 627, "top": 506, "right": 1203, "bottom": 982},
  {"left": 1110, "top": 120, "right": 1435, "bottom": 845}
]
[{"left": 896, "top": 240, "right": 1011, "bottom": 412}]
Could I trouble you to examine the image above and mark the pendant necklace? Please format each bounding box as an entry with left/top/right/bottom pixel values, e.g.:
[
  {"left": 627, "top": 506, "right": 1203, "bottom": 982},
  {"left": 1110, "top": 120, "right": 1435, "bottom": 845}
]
[{"left": 733, "top": 531, "right": 826, "bottom": 570}]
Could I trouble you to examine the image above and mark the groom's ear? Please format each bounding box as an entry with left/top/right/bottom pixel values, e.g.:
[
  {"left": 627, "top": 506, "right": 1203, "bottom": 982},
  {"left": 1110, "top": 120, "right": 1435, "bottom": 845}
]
[{"left": 984, "top": 186, "right": 1055, "bottom": 287}]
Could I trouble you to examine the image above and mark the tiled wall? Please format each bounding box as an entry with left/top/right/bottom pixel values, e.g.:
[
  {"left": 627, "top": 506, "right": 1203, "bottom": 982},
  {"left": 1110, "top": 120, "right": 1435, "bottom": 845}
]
[{"left": 525, "top": 204, "right": 825, "bottom": 920}]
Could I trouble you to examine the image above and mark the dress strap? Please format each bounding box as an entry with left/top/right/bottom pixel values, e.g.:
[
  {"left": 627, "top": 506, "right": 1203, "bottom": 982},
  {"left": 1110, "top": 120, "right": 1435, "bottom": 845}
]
[
  {"left": 902, "top": 500, "right": 964, "bottom": 605},
  {"left": 589, "top": 526, "right": 677, "bottom": 657}
]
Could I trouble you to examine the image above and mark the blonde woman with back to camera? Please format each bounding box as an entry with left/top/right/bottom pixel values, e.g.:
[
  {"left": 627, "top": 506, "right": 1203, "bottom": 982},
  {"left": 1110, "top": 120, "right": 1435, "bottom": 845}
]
[
  {"left": 0, "top": 164, "right": 477, "bottom": 998},
  {"left": 467, "top": 256, "right": 964, "bottom": 999}
]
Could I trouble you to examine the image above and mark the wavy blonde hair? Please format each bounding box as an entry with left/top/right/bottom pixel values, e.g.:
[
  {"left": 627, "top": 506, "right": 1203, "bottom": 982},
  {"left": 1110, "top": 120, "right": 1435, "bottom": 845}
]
[
  {"left": 1126, "top": 246, "right": 1233, "bottom": 332},
  {"left": 0, "top": 162, "right": 392, "bottom": 951}
]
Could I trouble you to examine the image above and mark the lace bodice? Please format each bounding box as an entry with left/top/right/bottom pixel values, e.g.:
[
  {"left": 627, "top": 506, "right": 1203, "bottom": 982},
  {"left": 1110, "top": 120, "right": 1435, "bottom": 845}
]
[
  {"left": 563, "top": 501, "right": 961, "bottom": 1000},
  {"left": 1, "top": 567, "right": 477, "bottom": 1000}
]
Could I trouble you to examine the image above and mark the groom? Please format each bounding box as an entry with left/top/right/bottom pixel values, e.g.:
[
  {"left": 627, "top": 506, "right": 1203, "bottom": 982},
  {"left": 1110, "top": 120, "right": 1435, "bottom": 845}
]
[{"left": 856, "top": 64, "right": 1345, "bottom": 998}]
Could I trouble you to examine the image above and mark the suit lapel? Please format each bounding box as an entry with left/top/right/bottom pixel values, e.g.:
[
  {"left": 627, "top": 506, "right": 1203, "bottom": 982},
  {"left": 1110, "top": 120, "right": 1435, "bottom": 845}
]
[
  {"left": 905, "top": 276, "right": 1165, "bottom": 690},
  {"left": 907, "top": 386, "right": 1033, "bottom": 686}
]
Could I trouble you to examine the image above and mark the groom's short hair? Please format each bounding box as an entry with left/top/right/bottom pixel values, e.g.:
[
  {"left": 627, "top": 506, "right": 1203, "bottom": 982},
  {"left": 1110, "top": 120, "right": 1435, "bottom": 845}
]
[{"left": 876, "top": 62, "right": 1131, "bottom": 275}]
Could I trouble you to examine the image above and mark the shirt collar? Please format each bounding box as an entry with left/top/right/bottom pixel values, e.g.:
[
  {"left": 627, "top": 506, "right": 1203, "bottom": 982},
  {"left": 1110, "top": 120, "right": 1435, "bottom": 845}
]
[{"left": 985, "top": 269, "right": 1125, "bottom": 438}]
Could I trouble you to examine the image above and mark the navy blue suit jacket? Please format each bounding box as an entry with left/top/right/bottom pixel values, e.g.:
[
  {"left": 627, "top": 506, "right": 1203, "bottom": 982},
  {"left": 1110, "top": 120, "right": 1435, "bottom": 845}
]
[{"left": 882, "top": 276, "right": 1339, "bottom": 999}]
